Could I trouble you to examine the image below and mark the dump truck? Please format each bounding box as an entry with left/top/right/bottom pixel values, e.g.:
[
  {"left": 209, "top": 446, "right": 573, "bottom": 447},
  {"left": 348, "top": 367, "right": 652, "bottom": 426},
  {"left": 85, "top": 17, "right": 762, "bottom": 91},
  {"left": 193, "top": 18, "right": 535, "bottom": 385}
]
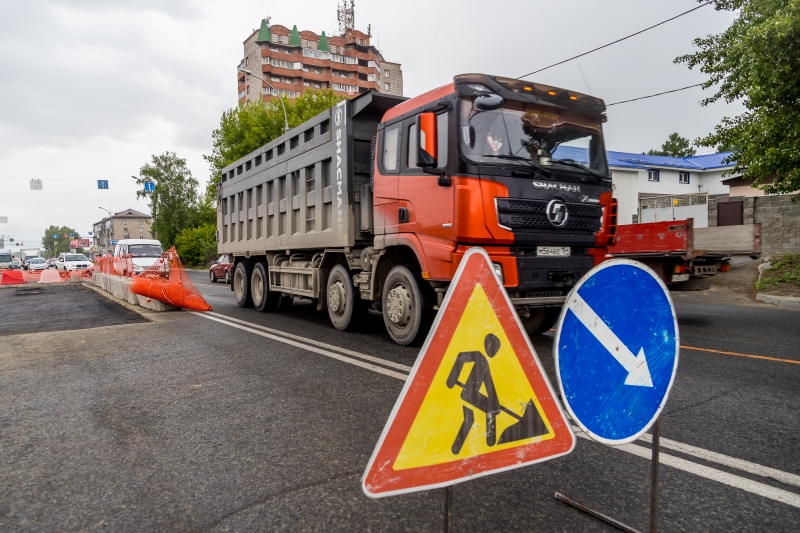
[
  {"left": 597, "top": 218, "right": 761, "bottom": 290},
  {"left": 217, "top": 74, "right": 617, "bottom": 345}
]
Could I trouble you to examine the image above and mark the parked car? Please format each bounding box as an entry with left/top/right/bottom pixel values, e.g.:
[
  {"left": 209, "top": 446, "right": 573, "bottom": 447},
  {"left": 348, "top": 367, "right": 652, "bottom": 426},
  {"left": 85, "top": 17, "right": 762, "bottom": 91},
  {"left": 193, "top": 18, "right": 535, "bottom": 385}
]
[
  {"left": 209, "top": 254, "right": 232, "bottom": 283},
  {"left": 56, "top": 253, "right": 92, "bottom": 272},
  {"left": 112, "top": 239, "right": 164, "bottom": 275},
  {"left": 47, "top": 258, "right": 58, "bottom": 268},
  {"left": 27, "top": 258, "right": 49, "bottom": 272}
]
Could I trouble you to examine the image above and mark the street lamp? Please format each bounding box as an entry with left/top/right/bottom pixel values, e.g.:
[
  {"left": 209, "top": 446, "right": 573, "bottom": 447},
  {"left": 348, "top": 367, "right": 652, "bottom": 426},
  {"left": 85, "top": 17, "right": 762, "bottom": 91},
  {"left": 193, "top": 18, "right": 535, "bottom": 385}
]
[
  {"left": 98, "top": 207, "right": 113, "bottom": 254},
  {"left": 239, "top": 67, "right": 290, "bottom": 133}
]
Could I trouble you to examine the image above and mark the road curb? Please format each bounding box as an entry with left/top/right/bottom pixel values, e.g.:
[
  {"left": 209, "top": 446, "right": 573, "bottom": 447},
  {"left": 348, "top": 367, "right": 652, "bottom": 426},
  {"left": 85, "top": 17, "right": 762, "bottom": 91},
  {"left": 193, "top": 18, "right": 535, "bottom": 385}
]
[{"left": 756, "top": 293, "right": 800, "bottom": 309}]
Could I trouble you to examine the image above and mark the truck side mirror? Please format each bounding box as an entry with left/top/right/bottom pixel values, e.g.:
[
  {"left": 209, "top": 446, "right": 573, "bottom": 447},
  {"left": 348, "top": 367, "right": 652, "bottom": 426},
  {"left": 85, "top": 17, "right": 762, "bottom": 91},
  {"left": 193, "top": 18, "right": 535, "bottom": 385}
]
[{"left": 415, "top": 112, "right": 438, "bottom": 168}]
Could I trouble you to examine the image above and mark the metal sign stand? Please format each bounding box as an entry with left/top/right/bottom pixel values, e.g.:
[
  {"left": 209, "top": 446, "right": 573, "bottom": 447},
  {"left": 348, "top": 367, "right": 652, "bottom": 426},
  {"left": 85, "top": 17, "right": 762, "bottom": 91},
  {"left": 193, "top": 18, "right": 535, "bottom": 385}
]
[
  {"left": 444, "top": 486, "right": 453, "bottom": 533},
  {"left": 556, "top": 417, "right": 662, "bottom": 533}
]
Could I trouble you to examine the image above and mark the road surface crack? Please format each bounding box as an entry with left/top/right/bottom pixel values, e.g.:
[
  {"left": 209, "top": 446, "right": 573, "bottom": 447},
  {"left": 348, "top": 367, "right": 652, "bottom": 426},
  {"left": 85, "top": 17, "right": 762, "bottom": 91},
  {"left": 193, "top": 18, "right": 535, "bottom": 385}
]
[{"left": 190, "top": 470, "right": 361, "bottom": 532}]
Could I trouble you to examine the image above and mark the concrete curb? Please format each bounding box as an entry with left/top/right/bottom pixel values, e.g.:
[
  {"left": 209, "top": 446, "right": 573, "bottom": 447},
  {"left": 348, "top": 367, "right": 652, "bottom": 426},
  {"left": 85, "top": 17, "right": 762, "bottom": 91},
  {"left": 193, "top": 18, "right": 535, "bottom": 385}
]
[
  {"left": 756, "top": 293, "right": 800, "bottom": 309},
  {"left": 91, "top": 272, "right": 177, "bottom": 312}
]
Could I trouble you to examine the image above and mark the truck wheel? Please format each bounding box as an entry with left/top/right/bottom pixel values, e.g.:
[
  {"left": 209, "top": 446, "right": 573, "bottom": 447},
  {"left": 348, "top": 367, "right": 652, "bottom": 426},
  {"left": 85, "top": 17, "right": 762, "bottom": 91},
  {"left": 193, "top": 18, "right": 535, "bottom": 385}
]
[
  {"left": 326, "top": 264, "right": 363, "bottom": 331},
  {"left": 251, "top": 262, "right": 281, "bottom": 312},
  {"left": 233, "top": 261, "right": 253, "bottom": 308},
  {"left": 382, "top": 266, "right": 432, "bottom": 346},
  {"left": 521, "top": 307, "right": 561, "bottom": 336}
]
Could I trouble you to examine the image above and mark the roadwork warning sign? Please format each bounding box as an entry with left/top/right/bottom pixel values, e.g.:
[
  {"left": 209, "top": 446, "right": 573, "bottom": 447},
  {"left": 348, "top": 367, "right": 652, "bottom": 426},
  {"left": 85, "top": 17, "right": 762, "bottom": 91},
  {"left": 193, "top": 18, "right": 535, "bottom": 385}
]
[{"left": 362, "top": 247, "right": 575, "bottom": 498}]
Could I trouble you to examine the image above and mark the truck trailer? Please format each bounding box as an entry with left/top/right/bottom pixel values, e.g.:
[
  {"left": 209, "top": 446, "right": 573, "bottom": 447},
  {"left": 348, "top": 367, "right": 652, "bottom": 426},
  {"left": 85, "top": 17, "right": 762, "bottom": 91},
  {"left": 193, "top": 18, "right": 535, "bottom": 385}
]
[{"left": 217, "top": 74, "right": 617, "bottom": 345}]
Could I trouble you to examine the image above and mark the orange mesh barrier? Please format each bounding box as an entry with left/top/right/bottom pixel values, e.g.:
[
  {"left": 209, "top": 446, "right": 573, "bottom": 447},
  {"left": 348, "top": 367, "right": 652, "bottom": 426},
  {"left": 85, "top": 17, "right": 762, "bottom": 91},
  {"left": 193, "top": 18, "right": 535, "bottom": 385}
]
[{"left": 129, "top": 247, "right": 212, "bottom": 312}]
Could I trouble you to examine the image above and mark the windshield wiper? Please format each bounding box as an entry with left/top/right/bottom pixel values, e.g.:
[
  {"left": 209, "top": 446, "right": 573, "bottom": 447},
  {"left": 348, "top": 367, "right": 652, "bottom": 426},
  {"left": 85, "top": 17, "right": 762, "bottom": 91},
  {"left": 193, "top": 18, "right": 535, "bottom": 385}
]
[
  {"left": 480, "top": 155, "right": 552, "bottom": 177},
  {"left": 550, "top": 159, "right": 608, "bottom": 182}
]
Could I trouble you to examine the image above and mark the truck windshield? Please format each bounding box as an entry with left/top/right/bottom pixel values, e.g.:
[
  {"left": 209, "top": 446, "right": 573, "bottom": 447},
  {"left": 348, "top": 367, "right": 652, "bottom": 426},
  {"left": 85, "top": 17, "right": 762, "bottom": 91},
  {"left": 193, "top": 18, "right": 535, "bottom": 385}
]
[
  {"left": 0, "top": 254, "right": 11, "bottom": 263},
  {"left": 127, "top": 244, "right": 163, "bottom": 257},
  {"left": 460, "top": 97, "right": 609, "bottom": 177}
]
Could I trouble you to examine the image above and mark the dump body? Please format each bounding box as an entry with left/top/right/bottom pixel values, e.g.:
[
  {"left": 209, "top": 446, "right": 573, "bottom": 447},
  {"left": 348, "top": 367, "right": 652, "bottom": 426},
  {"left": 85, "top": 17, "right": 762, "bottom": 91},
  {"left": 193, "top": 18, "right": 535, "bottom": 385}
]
[{"left": 217, "top": 92, "right": 405, "bottom": 254}]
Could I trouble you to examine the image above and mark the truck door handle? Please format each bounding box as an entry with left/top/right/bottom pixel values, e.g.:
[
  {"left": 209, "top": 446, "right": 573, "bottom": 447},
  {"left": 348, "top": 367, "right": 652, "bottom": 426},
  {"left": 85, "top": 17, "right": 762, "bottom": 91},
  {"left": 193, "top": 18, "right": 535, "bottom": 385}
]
[{"left": 398, "top": 207, "right": 409, "bottom": 224}]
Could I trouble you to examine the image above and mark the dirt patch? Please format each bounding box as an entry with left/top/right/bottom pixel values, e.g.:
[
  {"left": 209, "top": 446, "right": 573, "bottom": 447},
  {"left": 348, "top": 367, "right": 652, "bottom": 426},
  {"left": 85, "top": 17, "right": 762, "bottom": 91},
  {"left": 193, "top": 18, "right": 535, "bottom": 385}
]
[
  {"left": 756, "top": 255, "right": 800, "bottom": 298},
  {"left": 670, "top": 259, "right": 761, "bottom": 307}
]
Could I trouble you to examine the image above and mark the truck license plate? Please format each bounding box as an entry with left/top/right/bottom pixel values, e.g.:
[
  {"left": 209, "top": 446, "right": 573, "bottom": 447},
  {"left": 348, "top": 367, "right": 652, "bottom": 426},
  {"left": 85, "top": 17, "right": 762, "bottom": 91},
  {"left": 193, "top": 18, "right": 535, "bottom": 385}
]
[
  {"left": 671, "top": 274, "right": 690, "bottom": 283},
  {"left": 537, "top": 246, "right": 570, "bottom": 257}
]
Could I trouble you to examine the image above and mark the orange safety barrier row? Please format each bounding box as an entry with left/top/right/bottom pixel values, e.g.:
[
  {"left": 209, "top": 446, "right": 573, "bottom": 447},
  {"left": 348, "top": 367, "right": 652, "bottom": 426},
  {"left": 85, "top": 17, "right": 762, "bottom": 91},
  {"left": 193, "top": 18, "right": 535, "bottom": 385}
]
[
  {"left": 0, "top": 267, "right": 92, "bottom": 285},
  {"left": 129, "top": 247, "right": 212, "bottom": 312}
]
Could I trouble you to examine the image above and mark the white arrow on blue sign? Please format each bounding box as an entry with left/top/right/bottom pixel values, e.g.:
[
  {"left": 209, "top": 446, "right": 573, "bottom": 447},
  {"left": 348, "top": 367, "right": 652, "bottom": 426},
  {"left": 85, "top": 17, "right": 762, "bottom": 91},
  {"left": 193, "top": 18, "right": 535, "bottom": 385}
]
[{"left": 554, "top": 259, "right": 679, "bottom": 445}]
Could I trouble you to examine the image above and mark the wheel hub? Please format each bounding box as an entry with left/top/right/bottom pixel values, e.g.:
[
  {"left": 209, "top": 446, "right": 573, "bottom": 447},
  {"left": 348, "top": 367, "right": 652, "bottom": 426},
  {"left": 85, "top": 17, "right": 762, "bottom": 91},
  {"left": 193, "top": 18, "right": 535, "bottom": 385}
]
[
  {"left": 328, "top": 281, "right": 345, "bottom": 314},
  {"left": 253, "top": 273, "right": 263, "bottom": 303},
  {"left": 386, "top": 284, "right": 412, "bottom": 326},
  {"left": 234, "top": 271, "right": 244, "bottom": 298}
]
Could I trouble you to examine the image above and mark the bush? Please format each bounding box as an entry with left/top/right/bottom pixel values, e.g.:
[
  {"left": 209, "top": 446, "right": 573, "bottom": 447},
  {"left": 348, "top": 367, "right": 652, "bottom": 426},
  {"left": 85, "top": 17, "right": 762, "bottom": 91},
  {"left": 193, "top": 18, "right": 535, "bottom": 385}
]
[{"left": 175, "top": 224, "right": 217, "bottom": 267}]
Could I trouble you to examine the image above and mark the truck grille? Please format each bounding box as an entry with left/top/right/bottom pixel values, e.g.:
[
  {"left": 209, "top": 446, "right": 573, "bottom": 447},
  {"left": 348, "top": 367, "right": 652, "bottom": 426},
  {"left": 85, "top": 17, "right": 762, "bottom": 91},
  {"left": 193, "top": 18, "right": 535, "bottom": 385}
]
[{"left": 497, "top": 198, "right": 602, "bottom": 233}]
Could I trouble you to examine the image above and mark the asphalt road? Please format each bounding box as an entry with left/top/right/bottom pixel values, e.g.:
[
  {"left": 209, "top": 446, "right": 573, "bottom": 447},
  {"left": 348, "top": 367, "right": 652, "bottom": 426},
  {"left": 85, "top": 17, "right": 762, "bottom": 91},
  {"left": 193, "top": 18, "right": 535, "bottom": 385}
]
[{"left": 1, "top": 269, "right": 798, "bottom": 532}]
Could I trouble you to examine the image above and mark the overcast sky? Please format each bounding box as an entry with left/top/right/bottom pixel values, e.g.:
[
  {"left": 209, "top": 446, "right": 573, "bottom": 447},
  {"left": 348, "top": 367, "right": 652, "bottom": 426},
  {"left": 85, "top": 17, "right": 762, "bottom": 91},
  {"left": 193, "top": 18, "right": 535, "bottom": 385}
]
[{"left": 0, "top": 0, "right": 741, "bottom": 248}]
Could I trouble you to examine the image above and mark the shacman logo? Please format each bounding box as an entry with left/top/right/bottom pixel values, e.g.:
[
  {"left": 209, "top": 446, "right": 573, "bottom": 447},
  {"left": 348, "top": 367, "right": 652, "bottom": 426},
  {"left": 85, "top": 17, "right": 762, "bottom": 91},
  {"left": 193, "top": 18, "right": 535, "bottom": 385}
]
[
  {"left": 546, "top": 199, "right": 569, "bottom": 228},
  {"left": 334, "top": 101, "right": 346, "bottom": 226},
  {"left": 532, "top": 181, "right": 580, "bottom": 193}
]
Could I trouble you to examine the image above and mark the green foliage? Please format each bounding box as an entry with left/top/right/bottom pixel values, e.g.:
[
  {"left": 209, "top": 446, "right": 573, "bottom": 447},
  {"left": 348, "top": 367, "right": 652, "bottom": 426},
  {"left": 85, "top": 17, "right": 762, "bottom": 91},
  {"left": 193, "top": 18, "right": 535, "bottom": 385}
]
[
  {"left": 132, "top": 152, "right": 200, "bottom": 249},
  {"left": 756, "top": 254, "right": 800, "bottom": 290},
  {"left": 647, "top": 133, "right": 697, "bottom": 157},
  {"left": 175, "top": 223, "right": 217, "bottom": 266},
  {"left": 41, "top": 225, "right": 80, "bottom": 257},
  {"left": 203, "top": 89, "right": 345, "bottom": 198},
  {"left": 676, "top": 0, "right": 800, "bottom": 194}
]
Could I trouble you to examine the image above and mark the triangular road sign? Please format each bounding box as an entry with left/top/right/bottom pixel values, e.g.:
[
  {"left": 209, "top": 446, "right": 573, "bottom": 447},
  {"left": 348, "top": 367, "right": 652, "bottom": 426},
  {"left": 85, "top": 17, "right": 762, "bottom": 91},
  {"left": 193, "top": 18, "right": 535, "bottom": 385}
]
[{"left": 362, "top": 247, "right": 575, "bottom": 498}]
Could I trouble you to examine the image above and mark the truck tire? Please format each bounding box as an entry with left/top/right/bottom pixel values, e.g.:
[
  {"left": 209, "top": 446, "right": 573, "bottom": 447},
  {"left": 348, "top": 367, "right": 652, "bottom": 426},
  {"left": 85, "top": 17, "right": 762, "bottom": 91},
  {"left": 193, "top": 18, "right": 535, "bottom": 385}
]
[
  {"left": 251, "top": 262, "right": 281, "bottom": 312},
  {"left": 233, "top": 261, "right": 253, "bottom": 308},
  {"left": 382, "top": 265, "right": 432, "bottom": 346},
  {"left": 522, "top": 307, "right": 561, "bottom": 336},
  {"left": 326, "top": 264, "right": 363, "bottom": 331}
]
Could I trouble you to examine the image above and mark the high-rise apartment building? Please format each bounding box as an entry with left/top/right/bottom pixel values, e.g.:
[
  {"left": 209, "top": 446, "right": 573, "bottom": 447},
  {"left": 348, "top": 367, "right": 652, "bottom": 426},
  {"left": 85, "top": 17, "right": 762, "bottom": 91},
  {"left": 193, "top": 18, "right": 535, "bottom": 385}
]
[{"left": 238, "top": 9, "right": 403, "bottom": 105}]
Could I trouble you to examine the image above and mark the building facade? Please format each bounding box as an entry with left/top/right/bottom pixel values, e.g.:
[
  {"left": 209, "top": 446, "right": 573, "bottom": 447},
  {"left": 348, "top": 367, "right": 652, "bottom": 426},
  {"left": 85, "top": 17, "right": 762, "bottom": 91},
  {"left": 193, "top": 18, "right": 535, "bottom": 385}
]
[
  {"left": 92, "top": 209, "right": 153, "bottom": 254},
  {"left": 238, "top": 17, "right": 403, "bottom": 105}
]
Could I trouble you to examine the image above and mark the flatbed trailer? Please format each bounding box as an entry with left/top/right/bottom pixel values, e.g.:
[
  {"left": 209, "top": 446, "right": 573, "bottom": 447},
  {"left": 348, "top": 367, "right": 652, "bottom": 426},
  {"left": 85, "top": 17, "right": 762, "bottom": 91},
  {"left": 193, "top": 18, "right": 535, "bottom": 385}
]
[{"left": 597, "top": 219, "right": 761, "bottom": 290}]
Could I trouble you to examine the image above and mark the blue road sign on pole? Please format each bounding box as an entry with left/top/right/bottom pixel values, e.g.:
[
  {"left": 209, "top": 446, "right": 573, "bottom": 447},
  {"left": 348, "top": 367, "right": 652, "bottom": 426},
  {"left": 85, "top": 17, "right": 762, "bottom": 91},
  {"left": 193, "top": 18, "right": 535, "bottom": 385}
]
[
  {"left": 110, "top": 240, "right": 117, "bottom": 245},
  {"left": 53, "top": 234, "right": 59, "bottom": 239},
  {"left": 143, "top": 181, "right": 155, "bottom": 192},
  {"left": 554, "top": 259, "right": 679, "bottom": 445},
  {"left": 97, "top": 180, "right": 109, "bottom": 189}
]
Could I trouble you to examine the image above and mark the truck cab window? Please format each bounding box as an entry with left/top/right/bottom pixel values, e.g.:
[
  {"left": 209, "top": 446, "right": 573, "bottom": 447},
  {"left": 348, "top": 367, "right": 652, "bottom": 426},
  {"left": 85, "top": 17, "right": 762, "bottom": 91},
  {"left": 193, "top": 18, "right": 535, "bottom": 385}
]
[{"left": 383, "top": 125, "right": 400, "bottom": 172}]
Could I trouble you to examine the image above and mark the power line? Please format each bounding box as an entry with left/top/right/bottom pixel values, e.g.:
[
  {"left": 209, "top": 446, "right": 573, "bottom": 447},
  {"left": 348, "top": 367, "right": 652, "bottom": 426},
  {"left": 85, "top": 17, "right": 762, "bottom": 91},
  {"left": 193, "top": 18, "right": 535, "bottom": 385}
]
[
  {"left": 517, "top": 2, "right": 711, "bottom": 79},
  {"left": 0, "top": 175, "right": 134, "bottom": 183},
  {"left": 607, "top": 83, "right": 704, "bottom": 106}
]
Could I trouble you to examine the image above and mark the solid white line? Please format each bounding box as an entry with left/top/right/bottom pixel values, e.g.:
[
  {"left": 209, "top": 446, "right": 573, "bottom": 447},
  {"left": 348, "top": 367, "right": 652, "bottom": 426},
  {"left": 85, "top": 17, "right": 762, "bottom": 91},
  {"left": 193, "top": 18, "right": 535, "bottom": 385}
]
[
  {"left": 573, "top": 430, "right": 800, "bottom": 509},
  {"left": 190, "top": 312, "right": 409, "bottom": 381},
  {"left": 205, "top": 311, "right": 412, "bottom": 373},
  {"left": 638, "top": 432, "right": 800, "bottom": 489},
  {"left": 192, "top": 311, "right": 800, "bottom": 508}
]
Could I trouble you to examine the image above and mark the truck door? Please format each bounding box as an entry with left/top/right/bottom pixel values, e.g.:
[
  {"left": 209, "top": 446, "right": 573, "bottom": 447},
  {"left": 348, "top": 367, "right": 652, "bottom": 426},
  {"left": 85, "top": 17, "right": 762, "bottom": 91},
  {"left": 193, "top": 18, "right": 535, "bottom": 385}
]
[
  {"left": 373, "top": 123, "right": 401, "bottom": 234},
  {"left": 397, "top": 111, "right": 455, "bottom": 277}
]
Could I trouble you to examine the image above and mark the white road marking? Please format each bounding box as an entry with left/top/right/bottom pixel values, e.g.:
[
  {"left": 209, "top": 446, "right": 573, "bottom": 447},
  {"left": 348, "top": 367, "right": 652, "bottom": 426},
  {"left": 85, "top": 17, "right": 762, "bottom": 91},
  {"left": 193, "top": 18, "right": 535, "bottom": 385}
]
[
  {"left": 204, "top": 311, "right": 412, "bottom": 372},
  {"left": 638, "top": 432, "right": 800, "bottom": 489},
  {"left": 573, "top": 430, "right": 800, "bottom": 509},
  {"left": 566, "top": 291, "right": 653, "bottom": 387},
  {"left": 191, "top": 310, "right": 800, "bottom": 508},
  {"left": 190, "top": 312, "right": 409, "bottom": 381}
]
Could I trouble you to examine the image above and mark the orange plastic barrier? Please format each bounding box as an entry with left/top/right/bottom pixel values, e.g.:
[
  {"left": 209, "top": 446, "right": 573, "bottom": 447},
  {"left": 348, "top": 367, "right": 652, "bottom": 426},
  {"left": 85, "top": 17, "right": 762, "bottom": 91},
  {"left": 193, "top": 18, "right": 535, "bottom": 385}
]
[
  {"left": 0, "top": 270, "right": 26, "bottom": 285},
  {"left": 129, "top": 247, "right": 212, "bottom": 312}
]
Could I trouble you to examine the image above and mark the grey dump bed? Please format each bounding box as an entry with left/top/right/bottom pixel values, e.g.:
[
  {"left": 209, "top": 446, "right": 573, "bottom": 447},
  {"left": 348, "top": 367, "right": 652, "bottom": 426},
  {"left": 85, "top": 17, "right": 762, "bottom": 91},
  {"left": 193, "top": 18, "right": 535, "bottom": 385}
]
[{"left": 217, "top": 92, "right": 405, "bottom": 255}]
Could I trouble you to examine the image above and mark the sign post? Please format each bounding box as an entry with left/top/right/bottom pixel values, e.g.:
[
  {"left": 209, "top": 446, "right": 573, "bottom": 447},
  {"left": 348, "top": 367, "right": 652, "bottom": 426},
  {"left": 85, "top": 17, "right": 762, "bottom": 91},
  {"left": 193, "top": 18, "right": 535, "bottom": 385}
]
[
  {"left": 363, "top": 247, "right": 576, "bottom": 528},
  {"left": 553, "top": 258, "right": 679, "bottom": 533}
]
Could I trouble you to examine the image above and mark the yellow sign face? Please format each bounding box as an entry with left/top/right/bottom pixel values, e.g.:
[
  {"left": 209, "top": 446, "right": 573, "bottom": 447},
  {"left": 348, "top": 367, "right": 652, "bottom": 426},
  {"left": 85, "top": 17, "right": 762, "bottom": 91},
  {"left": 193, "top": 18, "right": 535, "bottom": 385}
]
[{"left": 394, "top": 283, "right": 555, "bottom": 470}]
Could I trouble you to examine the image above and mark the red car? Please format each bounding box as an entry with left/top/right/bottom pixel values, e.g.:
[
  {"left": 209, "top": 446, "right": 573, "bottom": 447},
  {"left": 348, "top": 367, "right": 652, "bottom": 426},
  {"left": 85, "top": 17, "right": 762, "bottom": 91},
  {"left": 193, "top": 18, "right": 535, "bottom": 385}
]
[{"left": 209, "top": 254, "right": 232, "bottom": 283}]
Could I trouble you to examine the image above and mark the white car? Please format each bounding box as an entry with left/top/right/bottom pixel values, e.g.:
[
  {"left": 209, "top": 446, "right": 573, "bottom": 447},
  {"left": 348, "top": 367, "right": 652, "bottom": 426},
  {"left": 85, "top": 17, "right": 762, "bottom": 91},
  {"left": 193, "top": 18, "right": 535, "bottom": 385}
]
[
  {"left": 56, "top": 253, "right": 92, "bottom": 272},
  {"left": 27, "top": 257, "right": 49, "bottom": 272},
  {"left": 113, "top": 239, "right": 164, "bottom": 275}
]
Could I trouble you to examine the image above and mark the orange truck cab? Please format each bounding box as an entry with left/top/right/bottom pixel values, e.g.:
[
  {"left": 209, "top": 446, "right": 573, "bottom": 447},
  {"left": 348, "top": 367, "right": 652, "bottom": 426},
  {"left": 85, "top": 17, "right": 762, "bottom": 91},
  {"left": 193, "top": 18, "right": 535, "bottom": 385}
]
[{"left": 218, "top": 73, "right": 616, "bottom": 345}]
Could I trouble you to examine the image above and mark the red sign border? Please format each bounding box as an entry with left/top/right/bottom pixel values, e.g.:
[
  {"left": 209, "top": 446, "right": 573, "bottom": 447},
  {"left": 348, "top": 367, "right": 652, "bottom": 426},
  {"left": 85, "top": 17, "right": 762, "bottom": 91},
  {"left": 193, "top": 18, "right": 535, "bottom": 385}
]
[{"left": 362, "top": 247, "right": 575, "bottom": 498}]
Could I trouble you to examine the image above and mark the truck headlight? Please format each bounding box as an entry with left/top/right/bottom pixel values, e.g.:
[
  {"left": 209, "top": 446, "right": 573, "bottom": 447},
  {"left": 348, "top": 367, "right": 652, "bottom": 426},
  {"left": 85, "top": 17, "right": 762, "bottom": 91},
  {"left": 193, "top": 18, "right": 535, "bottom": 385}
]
[{"left": 492, "top": 262, "right": 504, "bottom": 284}]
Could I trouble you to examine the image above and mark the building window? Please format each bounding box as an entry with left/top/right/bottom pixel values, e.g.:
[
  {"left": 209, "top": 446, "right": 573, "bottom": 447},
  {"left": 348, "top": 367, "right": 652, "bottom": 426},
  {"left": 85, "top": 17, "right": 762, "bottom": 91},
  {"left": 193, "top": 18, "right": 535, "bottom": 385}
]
[
  {"left": 123, "top": 220, "right": 127, "bottom": 224},
  {"left": 139, "top": 228, "right": 144, "bottom": 233},
  {"left": 139, "top": 220, "right": 143, "bottom": 225},
  {"left": 384, "top": 82, "right": 390, "bottom": 91},
  {"left": 384, "top": 69, "right": 390, "bottom": 77},
  {"left": 679, "top": 172, "right": 690, "bottom": 184},
  {"left": 648, "top": 169, "right": 660, "bottom": 182},
  {"left": 123, "top": 227, "right": 128, "bottom": 233}
]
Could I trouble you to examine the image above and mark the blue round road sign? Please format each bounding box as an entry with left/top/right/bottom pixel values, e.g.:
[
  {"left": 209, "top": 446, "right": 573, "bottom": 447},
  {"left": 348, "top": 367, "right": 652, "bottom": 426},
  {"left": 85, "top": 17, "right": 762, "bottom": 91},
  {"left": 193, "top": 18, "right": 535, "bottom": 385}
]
[{"left": 554, "top": 259, "right": 679, "bottom": 444}]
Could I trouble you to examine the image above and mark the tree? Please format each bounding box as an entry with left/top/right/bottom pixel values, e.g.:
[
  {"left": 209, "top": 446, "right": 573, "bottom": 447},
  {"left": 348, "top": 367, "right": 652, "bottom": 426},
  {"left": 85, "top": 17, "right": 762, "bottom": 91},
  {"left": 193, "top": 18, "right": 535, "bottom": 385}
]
[
  {"left": 647, "top": 133, "right": 697, "bottom": 157},
  {"left": 203, "top": 88, "right": 344, "bottom": 197},
  {"left": 175, "top": 223, "right": 217, "bottom": 266},
  {"left": 676, "top": 0, "right": 800, "bottom": 194},
  {"left": 132, "top": 152, "right": 199, "bottom": 248},
  {"left": 41, "top": 225, "right": 80, "bottom": 258}
]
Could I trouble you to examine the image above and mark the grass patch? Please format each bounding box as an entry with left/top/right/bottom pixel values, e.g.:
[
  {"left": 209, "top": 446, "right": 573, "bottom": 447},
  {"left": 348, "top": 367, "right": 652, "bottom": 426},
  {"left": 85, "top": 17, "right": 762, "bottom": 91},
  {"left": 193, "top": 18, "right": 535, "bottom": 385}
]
[{"left": 756, "top": 255, "right": 800, "bottom": 291}]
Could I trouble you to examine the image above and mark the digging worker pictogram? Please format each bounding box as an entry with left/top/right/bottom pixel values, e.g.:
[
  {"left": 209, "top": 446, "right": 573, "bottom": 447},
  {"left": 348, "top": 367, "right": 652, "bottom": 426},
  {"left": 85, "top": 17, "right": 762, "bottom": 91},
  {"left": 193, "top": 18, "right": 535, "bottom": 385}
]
[{"left": 446, "top": 333, "right": 549, "bottom": 455}]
